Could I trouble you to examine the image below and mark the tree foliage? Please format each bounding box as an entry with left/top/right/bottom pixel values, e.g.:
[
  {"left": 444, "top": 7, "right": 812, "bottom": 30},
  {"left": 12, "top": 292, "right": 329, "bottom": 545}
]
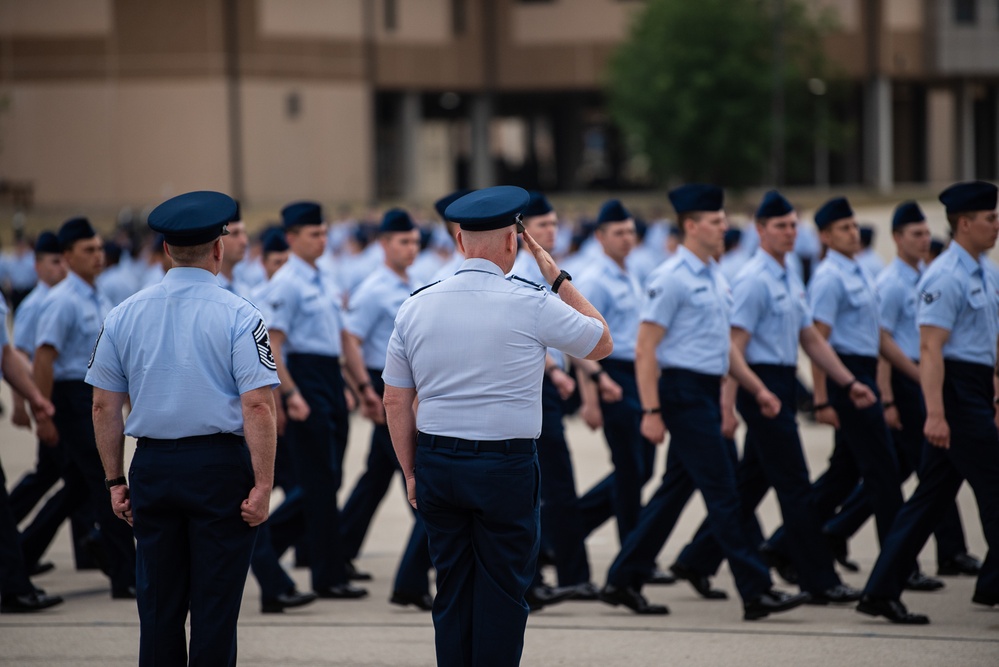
[{"left": 606, "top": 0, "right": 840, "bottom": 187}]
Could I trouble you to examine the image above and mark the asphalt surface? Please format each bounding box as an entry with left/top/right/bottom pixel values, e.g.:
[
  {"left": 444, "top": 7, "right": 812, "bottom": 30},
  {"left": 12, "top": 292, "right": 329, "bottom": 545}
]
[{"left": 0, "top": 375, "right": 997, "bottom": 666}]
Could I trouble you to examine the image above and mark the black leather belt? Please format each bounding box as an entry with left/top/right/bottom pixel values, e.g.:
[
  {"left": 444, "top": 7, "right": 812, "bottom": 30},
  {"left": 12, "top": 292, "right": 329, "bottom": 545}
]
[
  {"left": 137, "top": 433, "right": 244, "bottom": 448},
  {"left": 417, "top": 432, "right": 535, "bottom": 454}
]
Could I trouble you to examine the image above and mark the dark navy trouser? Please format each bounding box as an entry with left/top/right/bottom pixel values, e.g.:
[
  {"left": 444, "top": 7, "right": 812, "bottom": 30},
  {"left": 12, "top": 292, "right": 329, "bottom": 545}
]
[
  {"left": 534, "top": 376, "right": 590, "bottom": 586},
  {"left": 865, "top": 361, "right": 999, "bottom": 601},
  {"left": 768, "top": 356, "right": 902, "bottom": 557},
  {"left": 340, "top": 370, "right": 432, "bottom": 594},
  {"left": 674, "top": 365, "right": 841, "bottom": 594},
  {"left": 606, "top": 369, "right": 771, "bottom": 603},
  {"left": 0, "top": 460, "right": 34, "bottom": 600},
  {"left": 130, "top": 434, "right": 256, "bottom": 667},
  {"left": 576, "top": 360, "right": 656, "bottom": 545},
  {"left": 416, "top": 436, "right": 539, "bottom": 667},
  {"left": 824, "top": 370, "right": 968, "bottom": 563},
  {"left": 283, "top": 354, "right": 349, "bottom": 591}
]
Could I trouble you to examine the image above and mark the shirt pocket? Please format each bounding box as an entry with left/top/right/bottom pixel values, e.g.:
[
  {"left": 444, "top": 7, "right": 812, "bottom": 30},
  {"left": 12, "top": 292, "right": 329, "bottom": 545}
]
[{"left": 967, "top": 285, "right": 986, "bottom": 310}]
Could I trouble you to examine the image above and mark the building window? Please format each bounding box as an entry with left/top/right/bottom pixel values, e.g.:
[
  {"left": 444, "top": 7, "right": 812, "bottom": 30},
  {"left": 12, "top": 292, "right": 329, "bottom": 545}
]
[
  {"left": 385, "top": 0, "right": 397, "bottom": 31},
  {"left": 452, "top": 0, "right": 467, "bottom": 35},
  {"left": 954, "top": 0, "right": 976, "bottom": 24}
]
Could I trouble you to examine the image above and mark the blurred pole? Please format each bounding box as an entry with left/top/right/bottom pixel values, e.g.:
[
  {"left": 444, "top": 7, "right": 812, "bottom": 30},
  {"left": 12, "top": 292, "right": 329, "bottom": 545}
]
[
  {"left": 810, "top": 78, "right": 829, "bottom": 188},
  {"left": 223, "top": 0, "right": 244, "bottom": 202},
  {"left": 363, "top": 0, "right": 378, "bottom": 204},
  {"left": 771, "top": 0, "right": 785, "bottom": 186},
  {"left": 471, "top": 0, "right": 497, "bottom": 188},
  {"left": 399, "top": 92, "right": 421, "bottom": 200}
]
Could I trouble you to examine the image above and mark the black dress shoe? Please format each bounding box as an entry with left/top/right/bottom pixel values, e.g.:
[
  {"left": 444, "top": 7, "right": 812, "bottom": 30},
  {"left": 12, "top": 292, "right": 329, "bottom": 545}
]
[
  {"left": 971, "top": 591, "right": 998, "bottom": 607},
  {"left": 856, "top": 595, "right": 929, "bottom": 624},
  {"left": 743, "top": 589, "right": 811, "bottom": 620},
  {"left": 261, "top": 588, "right": 318, "bottom": 613},
  {"left": 390, "top": 590, "right": 433, "bottom": 611},
  {"left": 759, "top": 545, "right": 799, "bottom": 585},
  {"left": 316, "top": 583, "right": 368, "bottom": 599},
  {"left": 598, "top": 585, "right": 669, "bottom": 615},
  {"left": 807, "top": 583, "right": 862, "bottom": 605},
  {"left": 938, "top": 553, "right": 982, "bottom": 576},
  {"left": 1, "top": 590, "right": 64, "bottom": 613},
  {"left": 29, "top": 561, "right": 55, "bottom": 577},
  {"left": 905, "top": 572, "right": 944, "bottom": 592},
  {"left": 647, "top": 567, "right": 677, "bottom": 585},
  {"left": 345, "top": 561, "right": 373, "bottom": 582},
  {"left": 569, "top": 582, "right": 600, "bottom": 601},
  {"left": 824, "top": 533, "right": 860, "bottom": 573},
  {"left": 670, "top": 562, "right": 728, "bottom": 600},
  {"left": 111, "top": 586, "right": 137, "bottom": 600},
  {"left": 525, "top": 584, "right": 576, "bottom": 611}
]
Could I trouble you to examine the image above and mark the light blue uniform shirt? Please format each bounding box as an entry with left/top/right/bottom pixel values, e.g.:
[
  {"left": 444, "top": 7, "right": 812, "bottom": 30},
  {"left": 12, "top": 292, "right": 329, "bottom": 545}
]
[
  {"left": 85, "top": 267, "right": 279, "bottom": 438},
  {"left": 916, "top": 243, "right": 999, "bottom": 367},
  {"left": 808, "top": 249, "right": 881, "bottom": 357},
  {"left": 575, "top": 251, "right": 642, "bottom": 361},
  {"left": 217, "top": 272, "right": 251, "bottom": 299},
  {"left": 97, "top": 264, "right": 140, "bottom": 307},
  {"left": 265, "top": 253, "right": 343, "bottom": 357},
  {"left": 731, "top": 250, "right": 811, "bottom": 366},
  {"left": 641, "top": 246, "right": 733, "bottom": 375},
  {"left": 345, "top": 264, "right": 413, "bottom": 370},
  {"left": 511, "top": 248, "right": 566, "bottom": 369},
  {"left": 13, "top": 282, "right": 51, "bottom": 357},
  {"left": 383, "top": 258, "right": 603, "bottom": 440},
  {"left": 877, "top": 257, "right": 922, "bottom": 361},
  {"left": 35, "top": 271, "right": 110, "bottom": 381}
]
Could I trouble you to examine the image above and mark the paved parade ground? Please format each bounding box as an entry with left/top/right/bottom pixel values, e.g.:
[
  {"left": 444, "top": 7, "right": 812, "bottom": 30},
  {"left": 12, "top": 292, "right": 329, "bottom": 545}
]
[{"left": 0, "top": 375, "right": 996, "bottom": 667}]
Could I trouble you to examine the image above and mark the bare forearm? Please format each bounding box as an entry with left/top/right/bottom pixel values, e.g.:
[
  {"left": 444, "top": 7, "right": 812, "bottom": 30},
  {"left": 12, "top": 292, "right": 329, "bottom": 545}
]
[
  {"left": 242, "top": 395, "right": 277, "bottom": 490},
  {"left": 93, "top": 395, "right": 126, "bottom": 479},
  {"left": 555, "top": 282, "right": 613, "bottom": 359},
  {"left": 268, "top": 331, "right": 296, "bottom": 395},
  {"left": 2, "top": 346, "right": 45, "bottom": 405},
  {"left": 728, "top": 343, "right": 766, "bottom": 396},
  {"left": 920, "top": 348, "right": 946, "bottom": 418},
  {"left": 33, "top": 347, "right": 56, "bottom": 401},
  {"left": 800, "top": 328, "right": 854, "bottom": 387},
  {"left": 340, "top": 332, "right": 371, "bottom": 392},
  {"left": 384, "top": 388, "right": 418, "bottom": 476},
  {"left": 880, "top": 331, "right": 920, "bottom": 382}
]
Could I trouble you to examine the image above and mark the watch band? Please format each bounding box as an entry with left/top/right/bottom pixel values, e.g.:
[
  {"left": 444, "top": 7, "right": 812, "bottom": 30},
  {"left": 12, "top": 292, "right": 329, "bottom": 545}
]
[
  {"left": 551, "top": 270, "right": 572, "bottom": 294},
  {"left": 105, "top": 476, "right": 127, "bottom": 491}
]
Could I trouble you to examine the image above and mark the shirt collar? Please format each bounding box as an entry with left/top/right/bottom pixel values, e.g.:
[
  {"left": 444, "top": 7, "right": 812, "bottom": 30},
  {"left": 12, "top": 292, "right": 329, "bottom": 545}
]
[
  {"left": 66, "top": 270, "right": 98, "bottom": 298},
  {"left": 163, "top": 267, "right": 222, "bottom": 285},
  {"left": 288, "top": 253, "right": 320, "bottom": 280},
  {"left": 948, "top": 241, "right": 983, "bottom": 276},
  {"left": 889, "top": 256, "right": 920, "bottom": 283},
  {"left": 375, "top": 262, "right": 412, "bottom": 289},
  {"left": 754, "top": 249, "right": 788, "bottom": 280},
  {"left": 676, "top": 245, "right": 712, "bottom": 276},
  {"left": 457, "top": 257, "right": 505, "bottom": 277},
  {"left": 825, "top": 249, "right": 859, "bottom": 274},
  {"left": 598, "top": 250, "right": 629, "bottom": 279}
]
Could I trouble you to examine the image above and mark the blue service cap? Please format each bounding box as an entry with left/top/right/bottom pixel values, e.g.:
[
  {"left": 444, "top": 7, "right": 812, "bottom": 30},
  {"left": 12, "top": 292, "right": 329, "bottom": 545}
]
[
  {"left": 814, "top": 196, "right": 854, "bottom": 230},
  {"left": 380, "top": 208, "right": 416, "bottom": 233},
  {"left": 668, "top": 184, "right": 723, "bottom": 215},
  {"left": 892, "top": 201, "right": 925, "bottom": 231},
  {"left": 232, "top": 199, "right": 242, "bottom": 222},
  {"left": 523, "top": 190, "right": 553, "bottom": 218},
  {"left": 930, "top": 238, "right": 945, "bottom": 255},
  {"left": 103, "top": 240, "right": 122, "bottom": 264},
  {"left": 445, "top": 186, "right": 531, "bottom": 231},
  {"left": 859, "top": 225, "right": 874, "bottom": 246},
  {"left": 755, "top": 190, "right": 794, "bottom": 219},
  {"left": 939, "top": 181, "right": 998, "bottom": 215},
  {"left": 281, "top": 201, "right": 323, "bottom": 229},
  {"left": 148, "top": 191, "right": 234, "bottom": 246},
  {"left": 261, "top": 226, "right": 289, "bottom": 254},
  {"left": 597, "top": 199, "right": 631, "bottom": 225},
  {"left": 57, "top": 217, "right": 97, "bottom": 250},
  {"left": 34, "top": 231, "right": 61, "bottom": 255},
  {"left": 724, "top": 228, "right": 742, "bottom": 251},
  {"left": 434, "top": 189, "right": 474, "bottom": 221}
]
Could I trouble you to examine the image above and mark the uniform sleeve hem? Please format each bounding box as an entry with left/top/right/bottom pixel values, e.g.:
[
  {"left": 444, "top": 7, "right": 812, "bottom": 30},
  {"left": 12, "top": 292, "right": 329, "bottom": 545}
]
[
  {"left": 381, "top": 373, "right": 415, "bottom": 388},
  {"left": 85, "top": 377, "right": 129, "bottom": 393}
]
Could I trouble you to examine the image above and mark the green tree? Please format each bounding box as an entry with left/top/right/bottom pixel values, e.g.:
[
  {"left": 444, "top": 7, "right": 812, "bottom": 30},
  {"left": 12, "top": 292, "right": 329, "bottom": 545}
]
[{"left": 606, "top": 0, "right": 841, "bottom": 187}]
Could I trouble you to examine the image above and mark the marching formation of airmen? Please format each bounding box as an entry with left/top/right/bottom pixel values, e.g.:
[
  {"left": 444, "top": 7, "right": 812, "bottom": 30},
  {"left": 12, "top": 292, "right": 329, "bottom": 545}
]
[{"left": 0, "top": 179, "right": 997, "bottom": 665}]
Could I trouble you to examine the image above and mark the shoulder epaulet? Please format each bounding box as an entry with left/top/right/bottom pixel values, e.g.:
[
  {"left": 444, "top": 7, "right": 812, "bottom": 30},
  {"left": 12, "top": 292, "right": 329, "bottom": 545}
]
[
  {"left": 509, "top": 274, "right": 545, "bottom": 291},
  {"left": 410, "top": 281, "right": 441, "bottom": 297}
]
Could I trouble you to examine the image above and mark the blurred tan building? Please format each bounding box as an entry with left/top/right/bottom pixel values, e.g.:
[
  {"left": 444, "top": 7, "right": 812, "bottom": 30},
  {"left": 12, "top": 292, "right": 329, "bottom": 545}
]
[{"left": 0, "top": 0, "right": 996, "bottom": 210}]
